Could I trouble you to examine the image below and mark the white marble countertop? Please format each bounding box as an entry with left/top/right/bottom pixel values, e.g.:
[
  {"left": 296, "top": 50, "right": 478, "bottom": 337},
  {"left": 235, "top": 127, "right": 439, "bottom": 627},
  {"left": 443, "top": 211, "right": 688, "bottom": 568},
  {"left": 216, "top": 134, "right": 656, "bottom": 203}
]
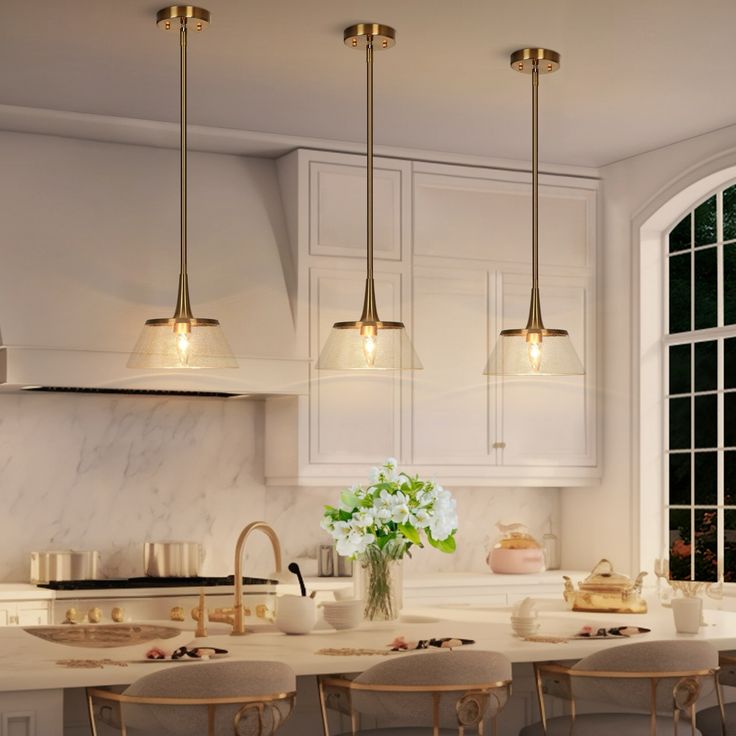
[{"left": 4, "top": 600, "right": 736, "bottom": 693}]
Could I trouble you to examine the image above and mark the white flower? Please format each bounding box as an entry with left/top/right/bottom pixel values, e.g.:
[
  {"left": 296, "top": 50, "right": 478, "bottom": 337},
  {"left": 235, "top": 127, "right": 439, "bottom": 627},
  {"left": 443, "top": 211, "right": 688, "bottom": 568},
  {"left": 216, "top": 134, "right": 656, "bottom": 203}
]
[
  {"left": 373, "top": 506, "right": 392, "bottom": 523},
  {"left": 353, "top": 510, "right": 374, "bottom": 529},
  {"left": 413, "top": 507, "right": 433, "bottom": 528},
  {"left": 391, "top": 502, "right": 410, "bottom": 525},
  {"left": 430, "top": 516, "right": 454, "bottom": 541},
  {"left": 320, "top": 516, "right": 334, "bottom": 532}
]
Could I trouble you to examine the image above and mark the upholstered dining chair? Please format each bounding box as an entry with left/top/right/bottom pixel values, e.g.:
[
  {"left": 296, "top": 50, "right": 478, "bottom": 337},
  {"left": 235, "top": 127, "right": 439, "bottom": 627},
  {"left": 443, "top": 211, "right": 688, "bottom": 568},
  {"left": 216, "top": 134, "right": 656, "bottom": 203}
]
[
  {"left": 86, "top": 660, "right": 296, "bottom": 736},
  {"left": 519, "top": 639, "right": 722, "bottom": 736},
  {"left": 694, "top": 651, "right": 735, "bottom": 735},
  {"left": 317, "top": 649, "right": 513, "bottom": 735}
]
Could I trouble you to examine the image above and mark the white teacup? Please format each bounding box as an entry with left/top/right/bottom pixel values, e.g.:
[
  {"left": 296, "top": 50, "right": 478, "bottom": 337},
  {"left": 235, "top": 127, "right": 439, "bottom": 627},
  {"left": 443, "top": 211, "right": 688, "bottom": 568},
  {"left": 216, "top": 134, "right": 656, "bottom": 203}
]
[{"left": 274, "top": 595, "right": 316, "bottom": 635}]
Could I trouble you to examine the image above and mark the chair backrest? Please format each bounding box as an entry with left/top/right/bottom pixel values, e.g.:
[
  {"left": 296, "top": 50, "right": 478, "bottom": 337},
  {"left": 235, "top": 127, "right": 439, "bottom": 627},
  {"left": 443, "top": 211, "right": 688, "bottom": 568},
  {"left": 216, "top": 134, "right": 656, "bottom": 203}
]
[
  {"left": 718, "top": 652, "right": 736, "bottom": 687},
  {"left": 570, "top": 640, "right": 718, "bottom": 713},
  {"left": 91, "top": 660, "right": 296, "bottom": 736},
  {"left": 349, "top": 650, "right": 512, "bottom": 730}
]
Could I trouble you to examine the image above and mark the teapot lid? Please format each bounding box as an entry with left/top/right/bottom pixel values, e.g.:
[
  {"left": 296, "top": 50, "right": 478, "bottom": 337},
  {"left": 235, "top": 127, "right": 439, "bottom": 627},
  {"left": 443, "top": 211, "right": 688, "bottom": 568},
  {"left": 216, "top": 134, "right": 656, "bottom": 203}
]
[{"left": 579, "top": 559, "right": 634, "bottom": 590}]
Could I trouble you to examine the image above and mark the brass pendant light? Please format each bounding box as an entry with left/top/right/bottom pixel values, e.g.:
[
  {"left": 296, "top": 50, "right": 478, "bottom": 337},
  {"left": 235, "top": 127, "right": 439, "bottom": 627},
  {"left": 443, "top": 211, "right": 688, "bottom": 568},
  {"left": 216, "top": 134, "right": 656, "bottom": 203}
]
[
  {"left": 485, "top": 49, "right": 583, "bottom": 376},
  {"left": 316, "top": 24, "right": 422, "bottom": 371},
  {"left": 128, "top": 6, "right": 237, "bottom": 370}
]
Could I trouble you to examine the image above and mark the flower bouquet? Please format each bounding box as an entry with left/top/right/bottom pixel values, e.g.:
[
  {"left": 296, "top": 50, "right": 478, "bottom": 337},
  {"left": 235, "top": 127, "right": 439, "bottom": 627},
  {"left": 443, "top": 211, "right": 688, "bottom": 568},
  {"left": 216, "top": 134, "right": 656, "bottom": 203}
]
[{"left": 321, "top": 458, "right": 458, "bottom": 621}]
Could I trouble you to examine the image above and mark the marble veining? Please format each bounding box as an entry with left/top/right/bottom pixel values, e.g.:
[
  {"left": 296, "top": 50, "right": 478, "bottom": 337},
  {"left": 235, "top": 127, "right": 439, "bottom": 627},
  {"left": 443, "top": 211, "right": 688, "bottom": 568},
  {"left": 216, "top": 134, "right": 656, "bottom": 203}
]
[{"left": 0, "top": 394, "right": 559, "bottom": 582}]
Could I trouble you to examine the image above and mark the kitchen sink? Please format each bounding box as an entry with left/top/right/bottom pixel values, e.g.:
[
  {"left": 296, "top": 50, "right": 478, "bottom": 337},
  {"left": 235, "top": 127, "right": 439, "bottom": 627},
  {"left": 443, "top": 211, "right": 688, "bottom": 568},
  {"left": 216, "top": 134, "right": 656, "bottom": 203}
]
[{"left": 24, "top": 623, "right": 183, "bottom": 648}]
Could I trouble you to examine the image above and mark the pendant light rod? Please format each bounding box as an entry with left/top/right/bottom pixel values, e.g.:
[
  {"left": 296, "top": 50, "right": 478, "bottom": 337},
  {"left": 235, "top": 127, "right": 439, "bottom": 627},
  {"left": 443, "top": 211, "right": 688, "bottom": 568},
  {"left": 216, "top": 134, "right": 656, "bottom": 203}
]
[
  {"left": 360, "top": 33, "right": 379, "bottom": 323},
  {"left": 175, "top": 16, "right": 193, "bottom": 320},
  {"left": 527, "top": 58, "right": 543, "bottom": 331}
]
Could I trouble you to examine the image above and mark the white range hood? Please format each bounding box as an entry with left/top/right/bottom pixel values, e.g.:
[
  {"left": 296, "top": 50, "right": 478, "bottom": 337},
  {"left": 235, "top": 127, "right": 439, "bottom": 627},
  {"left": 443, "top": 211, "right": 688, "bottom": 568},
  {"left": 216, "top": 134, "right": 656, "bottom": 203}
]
[{"left": 0, "top": 346, "right": 308, "bottom": 397}]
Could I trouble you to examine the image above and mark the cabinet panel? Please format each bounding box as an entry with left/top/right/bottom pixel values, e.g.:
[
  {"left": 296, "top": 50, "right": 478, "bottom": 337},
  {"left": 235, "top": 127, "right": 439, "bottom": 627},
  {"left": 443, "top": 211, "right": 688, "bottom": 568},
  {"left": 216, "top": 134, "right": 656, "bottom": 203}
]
[
  {"left": 310, "top": 267, "right": 403, "bottom": 463},
  {"left": 412, "top": 266, "right": 495, "bottom": 464},
  {"left": 16, "top": 607, "right": 49, "bottom": 626},
  {"left": 310, "top": 160, "right": 404, "bottom": 260},
  {"left": 499, "top": 274, "right": 594, "bottom": 467},
  {"left": 414, "top": 172, "right": 591, "bottom": 268}
]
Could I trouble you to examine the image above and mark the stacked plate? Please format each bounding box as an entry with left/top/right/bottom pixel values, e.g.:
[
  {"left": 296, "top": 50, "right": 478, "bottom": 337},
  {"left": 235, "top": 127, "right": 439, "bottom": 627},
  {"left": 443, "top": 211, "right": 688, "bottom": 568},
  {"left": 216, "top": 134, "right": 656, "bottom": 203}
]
[
  {"left": 511, "top": 615, "right": 540, "bottom": 638},
  {"left": 321, "top": 599, "right": 363, "bottom": 630}
]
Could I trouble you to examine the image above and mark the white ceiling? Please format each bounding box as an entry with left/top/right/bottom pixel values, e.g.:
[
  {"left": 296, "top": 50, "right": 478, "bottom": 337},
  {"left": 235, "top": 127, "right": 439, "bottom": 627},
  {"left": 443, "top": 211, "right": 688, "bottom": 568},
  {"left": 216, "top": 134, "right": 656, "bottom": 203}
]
[{"left": 2, "top": 0, "right": 735, "bottom": 167}]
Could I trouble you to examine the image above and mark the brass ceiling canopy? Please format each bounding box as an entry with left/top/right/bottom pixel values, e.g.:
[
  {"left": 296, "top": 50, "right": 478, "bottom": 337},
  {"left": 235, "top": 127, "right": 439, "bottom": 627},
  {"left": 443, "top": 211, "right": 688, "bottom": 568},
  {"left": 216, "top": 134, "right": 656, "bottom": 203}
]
[
  {"left": 316, "top": 24, "right": 421, "bottom": 371},
  {"left": 485, "top": 48, "right": 583, "bottom": 376},
  {"left": 128, "top": 6, "right": 236, "bottom": 370}
]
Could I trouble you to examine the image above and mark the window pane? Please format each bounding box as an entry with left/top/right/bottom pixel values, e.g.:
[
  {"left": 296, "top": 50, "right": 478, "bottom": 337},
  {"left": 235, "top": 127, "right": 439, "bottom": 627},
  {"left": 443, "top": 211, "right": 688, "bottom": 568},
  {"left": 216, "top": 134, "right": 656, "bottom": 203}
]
[
  {"left": 694, "top": 509, "right": 719, "bottom": 582},
  {"left": 725, "top": 185, "right": 736, "bottom": 242},
  {"left": 669, "top": 213, "right": 691, "bottom": 253},
  {"left": 726, "top": 510, "right": 736, "bottom": 583},
  {"left": 669, "top": 343, "right": 691, "bottom": 395},
  {"left": 725, "top": 244, "right": 736, "bottom": 325},
  {"left": 669, "top": 453, "right": 691, "bottom": 505},
  {"left": 669, "top": 253, "right": 691, "bottom": 334},
  {"left": 669, "top": 397, "right": 691, "bottom": 450},
  {"left": 694, "top": 340, "right": 717, "bottom": 392},
  {"left": 726, "top": 338, "right": 736, "bottom": 390},
  {"left": 669, "top": 508, "right": 692, "bottom": 580},
  {"left": 694, "top": 195, "right": 717, "bottom": 246},
  {"left": 694, "top": 452, "right": 717, "bottom": 505},
  {"left": 727, "top": 451, "right": 736, "bottom": 505},
  {"left": 694, "top": 247, "right": 717, "bottom": 330},
  {"left": 695, "top": 395, "right": 717, "bottom": 448},
  {"left": 725, "top": 393, "right": 736, "bottom": 447}
]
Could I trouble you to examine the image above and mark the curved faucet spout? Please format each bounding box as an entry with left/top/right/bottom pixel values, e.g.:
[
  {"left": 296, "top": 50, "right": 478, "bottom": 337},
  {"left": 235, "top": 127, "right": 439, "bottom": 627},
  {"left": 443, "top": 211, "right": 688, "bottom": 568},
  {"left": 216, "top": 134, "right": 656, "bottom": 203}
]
[{"left": 232, "top": 521, "right": 282, "bottom": 636}]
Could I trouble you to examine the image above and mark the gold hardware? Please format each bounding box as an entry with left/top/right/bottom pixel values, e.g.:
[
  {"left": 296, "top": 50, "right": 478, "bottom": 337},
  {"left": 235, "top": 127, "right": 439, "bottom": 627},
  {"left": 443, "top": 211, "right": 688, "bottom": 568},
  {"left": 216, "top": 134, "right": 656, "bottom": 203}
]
[
  {"left": 231, "top": 521, "right": 282, "bottom": 635},
  {"left": 509, "top": 47, "right": 560, "bottom": 74},
  {"left": 343, "top": 23, "right": 396, "bottom": 49},
  {"left": 492, "top": 441, "right": 506, "bottom": 449},
  {"left": 156, "top": 5, "right": 210, "bottom": 29}
]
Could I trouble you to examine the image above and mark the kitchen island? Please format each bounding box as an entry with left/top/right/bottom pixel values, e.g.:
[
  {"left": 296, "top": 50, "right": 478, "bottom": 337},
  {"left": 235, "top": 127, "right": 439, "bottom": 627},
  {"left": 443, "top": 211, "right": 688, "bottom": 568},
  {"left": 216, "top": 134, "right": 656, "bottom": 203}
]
[{"left": 5, "top": 600, "right": 736, "bottom": 735}]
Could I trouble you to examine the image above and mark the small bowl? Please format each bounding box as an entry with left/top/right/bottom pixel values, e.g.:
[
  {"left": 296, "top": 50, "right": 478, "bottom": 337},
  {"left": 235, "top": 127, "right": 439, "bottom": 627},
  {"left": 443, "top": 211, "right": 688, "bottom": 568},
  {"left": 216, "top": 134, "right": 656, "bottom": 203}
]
[
  {"left": 511, "top": 621, "right": 540, "bottom": 637},
  {"left": 320, "top": 599, "right": 363, "bottom": 630}
]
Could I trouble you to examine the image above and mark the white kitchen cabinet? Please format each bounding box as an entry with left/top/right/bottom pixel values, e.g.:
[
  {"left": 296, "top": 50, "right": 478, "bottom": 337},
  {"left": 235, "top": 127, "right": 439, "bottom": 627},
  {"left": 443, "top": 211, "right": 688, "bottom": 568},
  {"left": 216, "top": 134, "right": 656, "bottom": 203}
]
[
  {"left": 0, "top": 600, "right": 51, "bottom": 626},
  {"left": 267, "top": 150, "right": 599, "bottom": 486},
  {"left": 0, "top": 691, "right": 62, "bottom": 736}
]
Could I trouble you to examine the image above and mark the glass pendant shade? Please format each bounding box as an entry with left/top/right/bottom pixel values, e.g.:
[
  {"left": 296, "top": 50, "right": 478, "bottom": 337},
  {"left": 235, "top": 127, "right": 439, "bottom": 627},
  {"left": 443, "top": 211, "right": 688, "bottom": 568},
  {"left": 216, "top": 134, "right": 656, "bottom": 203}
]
[
  {"left": 127, "top": 317, "right": 237, "bottom": 369},
  {"left": 484, "top": 328, "right": 583, "bottom": 376},
  {"left": 128, "top": 6, "right": 236, "bottom": 370},
  {"left": 316, "top": 321, "right": 422, "bottom": 371}
]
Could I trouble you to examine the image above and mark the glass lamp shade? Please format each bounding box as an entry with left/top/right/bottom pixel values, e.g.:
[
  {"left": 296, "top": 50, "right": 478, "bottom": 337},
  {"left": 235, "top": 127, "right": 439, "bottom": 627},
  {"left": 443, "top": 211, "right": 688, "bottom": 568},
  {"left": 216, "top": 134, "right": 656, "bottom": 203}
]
[
  {"left": 127, "top": 317, "right": 237, "bottom": 369},
  {"left": 316, "top": 320, "right": 423, "bottom": 371},
  {"left": 484, "top": 328, "right": 584, "bottom": 376}
]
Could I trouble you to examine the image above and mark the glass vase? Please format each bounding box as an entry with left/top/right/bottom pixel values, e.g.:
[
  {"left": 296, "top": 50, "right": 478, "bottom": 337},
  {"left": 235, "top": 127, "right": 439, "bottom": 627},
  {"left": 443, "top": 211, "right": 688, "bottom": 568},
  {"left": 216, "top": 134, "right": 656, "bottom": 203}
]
[{"left": 357, "top": 545, "right": 404, "bottom": 622}]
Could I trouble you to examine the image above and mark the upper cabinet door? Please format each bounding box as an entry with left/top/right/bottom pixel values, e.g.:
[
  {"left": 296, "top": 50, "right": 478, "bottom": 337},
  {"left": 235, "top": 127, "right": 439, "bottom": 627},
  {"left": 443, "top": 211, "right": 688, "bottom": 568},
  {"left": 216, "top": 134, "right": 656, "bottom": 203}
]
[
  {"left": 309, "top": 155, "right": 410, "bottom": 261},
  {"left": 413, "top": 167, "right": 595, "bottom": 269},
  {"left": 497, "top": 272, "right": 596, "bottom": 468},
  {"left": 309, "top": 265, "right": 404, "bottom": 464},
  {"left": 412, "top": 265, "right": 497, "bottom": 466}
]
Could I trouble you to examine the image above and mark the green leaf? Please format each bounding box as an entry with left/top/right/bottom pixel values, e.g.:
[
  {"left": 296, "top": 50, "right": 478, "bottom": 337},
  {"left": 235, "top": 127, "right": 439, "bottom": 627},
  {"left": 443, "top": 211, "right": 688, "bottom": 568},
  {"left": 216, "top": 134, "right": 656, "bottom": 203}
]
[
  {"left": 398, "top": 524, "right": 421, "bottom": 545},
  {"left": 427, "top": 532, "right": 456, "bottom": 554},
  {"left": 323, "top": 505, "right": 337, "bottom": 515}
]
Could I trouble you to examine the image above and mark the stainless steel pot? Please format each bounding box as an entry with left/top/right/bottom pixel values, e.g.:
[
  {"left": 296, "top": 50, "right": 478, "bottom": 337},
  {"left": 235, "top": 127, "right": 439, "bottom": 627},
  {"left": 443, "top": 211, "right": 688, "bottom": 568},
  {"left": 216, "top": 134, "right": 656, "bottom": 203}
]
[
  {"left": 143, "top": 541, "right": 202, "bottom": 577},
  {"left": 30, "top": 550, "right": 100, "bottom": 583}
]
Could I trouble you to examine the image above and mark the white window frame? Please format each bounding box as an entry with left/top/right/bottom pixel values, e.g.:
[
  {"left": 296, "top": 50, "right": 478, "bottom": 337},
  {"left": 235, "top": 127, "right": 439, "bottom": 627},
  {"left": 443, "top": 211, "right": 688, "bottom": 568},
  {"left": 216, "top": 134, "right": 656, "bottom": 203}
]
[{"left": 636, "top": 162, "right": 736, "bottom": 582}]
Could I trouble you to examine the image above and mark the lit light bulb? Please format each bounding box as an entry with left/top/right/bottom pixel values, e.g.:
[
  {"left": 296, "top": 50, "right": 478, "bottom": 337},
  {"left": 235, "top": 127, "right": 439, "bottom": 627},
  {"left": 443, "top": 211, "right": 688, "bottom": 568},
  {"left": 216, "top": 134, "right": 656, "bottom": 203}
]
[
  {"left": 174, "top": 322, "right": 191, "bottom": 366},
  {"left": 526, "top": 333, "right": 542, "bottom": 372},
  {"left": 362, "top": 334, "right": 377, "bottom": 367}
]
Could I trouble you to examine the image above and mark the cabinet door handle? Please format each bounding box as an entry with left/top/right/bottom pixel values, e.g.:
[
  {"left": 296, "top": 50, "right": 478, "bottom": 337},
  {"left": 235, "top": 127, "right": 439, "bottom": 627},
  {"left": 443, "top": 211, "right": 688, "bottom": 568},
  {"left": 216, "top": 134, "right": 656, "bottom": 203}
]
[{"left": 492, "top": 441, "right": 506, "bottom": 449}]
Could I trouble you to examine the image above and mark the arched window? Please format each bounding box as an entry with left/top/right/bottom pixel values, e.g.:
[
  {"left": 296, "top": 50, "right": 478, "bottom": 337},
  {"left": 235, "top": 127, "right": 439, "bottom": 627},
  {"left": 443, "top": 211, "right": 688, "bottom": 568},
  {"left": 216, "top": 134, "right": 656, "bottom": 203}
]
[{"left": 665, "top": 185, "right": 736, "bottom": 582}]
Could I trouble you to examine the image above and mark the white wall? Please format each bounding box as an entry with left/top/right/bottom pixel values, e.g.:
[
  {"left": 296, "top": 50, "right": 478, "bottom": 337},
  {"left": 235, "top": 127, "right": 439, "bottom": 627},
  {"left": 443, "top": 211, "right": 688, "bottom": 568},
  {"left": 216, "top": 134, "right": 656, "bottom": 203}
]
[
  {"left": 0, "top": 392, "right": 559, "bottom": 581},
  {"left": 561, "top": 122, "right": 736, "bottom": 575}
]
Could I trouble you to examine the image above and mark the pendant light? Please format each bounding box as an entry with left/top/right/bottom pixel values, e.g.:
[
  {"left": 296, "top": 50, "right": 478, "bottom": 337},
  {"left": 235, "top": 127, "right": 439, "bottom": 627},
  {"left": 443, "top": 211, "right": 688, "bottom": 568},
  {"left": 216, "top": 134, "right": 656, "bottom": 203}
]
[
  {"left": 128, "top": 6, "right": 237, "bottom": 370},
  {"left": 316, "top": 24, "right": 422, "bottom": 371},
  {"left": 485, "top": 49, "right": 583, "bottom": 376}
]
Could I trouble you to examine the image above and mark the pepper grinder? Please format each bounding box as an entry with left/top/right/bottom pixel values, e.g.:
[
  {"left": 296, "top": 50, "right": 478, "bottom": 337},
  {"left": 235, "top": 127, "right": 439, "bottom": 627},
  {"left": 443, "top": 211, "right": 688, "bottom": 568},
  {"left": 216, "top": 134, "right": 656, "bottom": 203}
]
[{"left": 542, "top": 519, "right": 560, "bottom": 570}]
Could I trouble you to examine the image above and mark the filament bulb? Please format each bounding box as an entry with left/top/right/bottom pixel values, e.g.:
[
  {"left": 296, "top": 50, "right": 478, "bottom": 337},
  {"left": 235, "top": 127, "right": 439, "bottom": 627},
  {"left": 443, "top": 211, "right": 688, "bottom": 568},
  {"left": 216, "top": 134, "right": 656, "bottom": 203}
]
[
  {"left": 174, "top": 321, "right": 192, "bottom": 366},
  {"left": 526, "top": 332, "right": 542, "bottom": 372},
  {"left": 362, "top": 334, "right": 377, "bottom": 367}
]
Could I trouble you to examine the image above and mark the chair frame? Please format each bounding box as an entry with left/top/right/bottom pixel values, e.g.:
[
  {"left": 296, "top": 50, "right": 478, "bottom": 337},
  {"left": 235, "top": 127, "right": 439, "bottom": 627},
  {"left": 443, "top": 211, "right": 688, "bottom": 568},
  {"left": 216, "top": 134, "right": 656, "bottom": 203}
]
[
  {"left": 86, "top": 686, "right": 296, "bottom": 736},
  {"left": 317, "top": 674, "right": 512, "bottom": 736},
  {"left": 532, "top": 661, "right": 725, "bottom": 736}
]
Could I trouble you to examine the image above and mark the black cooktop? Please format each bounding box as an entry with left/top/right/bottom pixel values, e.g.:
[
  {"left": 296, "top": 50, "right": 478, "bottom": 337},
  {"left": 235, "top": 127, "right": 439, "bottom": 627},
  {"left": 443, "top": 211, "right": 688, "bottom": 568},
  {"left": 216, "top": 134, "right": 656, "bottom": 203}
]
[{"left": 38, "top": 575, "right": 276, "bottom": 591}]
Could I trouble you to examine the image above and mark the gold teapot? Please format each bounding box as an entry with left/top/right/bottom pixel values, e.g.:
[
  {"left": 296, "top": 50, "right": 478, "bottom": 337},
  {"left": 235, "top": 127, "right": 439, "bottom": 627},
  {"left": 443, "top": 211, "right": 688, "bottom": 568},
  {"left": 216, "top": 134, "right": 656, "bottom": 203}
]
[{"left": 563, "top": 559, "right": 647, "bottom": 614}]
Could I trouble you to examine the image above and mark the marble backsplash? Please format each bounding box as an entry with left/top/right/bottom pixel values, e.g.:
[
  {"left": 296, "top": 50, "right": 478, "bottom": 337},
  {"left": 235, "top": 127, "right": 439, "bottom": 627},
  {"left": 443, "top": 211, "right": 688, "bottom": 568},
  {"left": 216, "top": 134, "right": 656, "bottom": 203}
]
[{"left": 0, "top": 393, "right": 560, "bottom": 582}]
